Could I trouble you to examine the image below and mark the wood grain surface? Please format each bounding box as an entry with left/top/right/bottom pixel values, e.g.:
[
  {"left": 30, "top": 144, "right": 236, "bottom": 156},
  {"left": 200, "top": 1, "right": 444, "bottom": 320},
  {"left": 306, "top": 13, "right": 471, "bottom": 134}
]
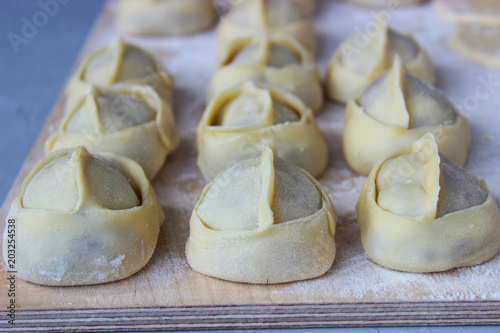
[{"left": 1, "top": 0, "right": 500, "bottom": 331}]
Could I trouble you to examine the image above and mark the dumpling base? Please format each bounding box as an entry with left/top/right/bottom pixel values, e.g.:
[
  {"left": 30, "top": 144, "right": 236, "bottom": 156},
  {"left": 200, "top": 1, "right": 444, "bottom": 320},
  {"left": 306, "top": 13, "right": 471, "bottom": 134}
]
[{"left": 357, "top": 143, "right": 500, "bottom": 273}]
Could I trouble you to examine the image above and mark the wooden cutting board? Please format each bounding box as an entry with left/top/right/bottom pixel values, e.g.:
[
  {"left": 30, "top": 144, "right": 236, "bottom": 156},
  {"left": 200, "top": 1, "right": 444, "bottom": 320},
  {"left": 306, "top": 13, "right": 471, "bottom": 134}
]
[{"left": 1, "top": 0, "right": 500, "bottom": 331}]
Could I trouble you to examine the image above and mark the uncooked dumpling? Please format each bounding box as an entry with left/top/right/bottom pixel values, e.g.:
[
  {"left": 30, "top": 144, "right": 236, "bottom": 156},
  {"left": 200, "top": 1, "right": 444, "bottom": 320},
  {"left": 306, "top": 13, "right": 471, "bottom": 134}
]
[
  {"left": 357, "top": 133, "right": 500, "bottom": 273},
  {"left": 197, "top": 82, "right": 329, "bottom": 179},
  {"left": 326, "top": 15, "right": 434, "bottom": 103},
  {"left": 46, "top": 85, "right": 179, "bottom": 180},
  {"left": 2, "top": 146, "right": 164, "bottom": 286},
  {"left": 217, "top": 0, "right": 315, "bottom": 57},
  {"left": 343, "top": 58, "right": 470, "bottom": 175},
  {"left": 186, "top": 146, "right": 336, "bottom": 284},
  {"left": 116, "top": 0, "right": 216, "bottom": 36},
  {"left": 209, "top": 32, "right": 323, "bottom": 113},
  {"left": 65, "top": 38, "right": 173, "bottom": 112}
]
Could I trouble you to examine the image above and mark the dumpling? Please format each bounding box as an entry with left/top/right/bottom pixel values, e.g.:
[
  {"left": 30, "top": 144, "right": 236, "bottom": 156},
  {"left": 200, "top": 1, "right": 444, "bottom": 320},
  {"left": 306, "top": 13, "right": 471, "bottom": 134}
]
[
  {"left": 209, "top": 32, "right": 323, "bottom": 113},
  {"left": 116, "top": 0, "right": 216, "bottom": 36},
  {"left": 343, "top": 58, "right": 470, "bottom": 175},
  {"left": 434, "top": 0, "right": 500, "bottom": 68},
  {"left": 357, "top": 133, "right": 500, "bottom": 273},
  {"left": 65, "top": 38, "right": 173, "bottom": 112},
  {"left": 46, "top": 84, "right": 179, "bottom": 180},
  {"left": 326, "top": 15, "right": 434, "bottom": 103},
  {"left": 217, "top": 0, "right": 315, "bottom": 57},
  {"left": 434, "top": 0, "right": 500, "bottom": 25},
  {"left": 348, "top": 0, "right": 423, "bottom": 7},
  {"left": 197, "top": 82, "right": 328, "bottom": 179},
  {"left": 448, "top": 25, "right": 500, "bottom": 69},
  {"left": 2, "top": 146, "right": 164, "bottom": 286},
  {"left": 186, "top": 146, "right": 336, "bottom": 284}
]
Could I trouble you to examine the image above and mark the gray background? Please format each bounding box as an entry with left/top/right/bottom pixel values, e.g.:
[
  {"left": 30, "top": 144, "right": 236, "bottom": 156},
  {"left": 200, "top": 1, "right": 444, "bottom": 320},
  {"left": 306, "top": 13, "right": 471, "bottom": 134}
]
[{"left": 0, "top": 1, "right": 498, "bottom": 332}]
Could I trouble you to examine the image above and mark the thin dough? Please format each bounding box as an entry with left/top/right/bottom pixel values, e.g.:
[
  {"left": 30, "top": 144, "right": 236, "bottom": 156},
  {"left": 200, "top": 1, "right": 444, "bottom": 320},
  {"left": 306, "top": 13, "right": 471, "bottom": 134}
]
[
  {"left": 217, "top": 0, "right": 315, "bottom": 57},
  {"left": 348, "top": 0, "right": 423, "bottom": 7},
  {"left": 448, "top": 25, "right": 500, "bottom": 69},
  {"left": 186, "top": 146, "right": 336, "bottom": 284},
  {"left": 343, "top": 58, "right": 470, "bottom": 175},
  {"left": 116, "top": 0, "right": 216, "bottom": 36},
  {"left": 65, "top": 38, "right": 173, "bottom": 112},
  {"left": 197, "top": 82, "right": 329, "bottom": 179},
  {"left": 46, "top": 85, "right": 179, "bottom": 180},
  {"left": 357, "top": 133, "right": 500, "bottom": 273},
  {"left": 209, "top": 32, "right": 323, "bottom": 113},
  {"left": 2, "top": 146, "right": 164, "bottom": 286},
  {"left": 326, "top": 15, "right": 434, "bottom": 103}
]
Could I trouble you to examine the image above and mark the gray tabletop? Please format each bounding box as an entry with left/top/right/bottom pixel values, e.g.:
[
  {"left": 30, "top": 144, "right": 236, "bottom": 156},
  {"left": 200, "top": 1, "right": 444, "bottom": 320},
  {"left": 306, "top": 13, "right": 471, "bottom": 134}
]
[{"left": 0, "top": 1, "right": 498, "bottom": 333}]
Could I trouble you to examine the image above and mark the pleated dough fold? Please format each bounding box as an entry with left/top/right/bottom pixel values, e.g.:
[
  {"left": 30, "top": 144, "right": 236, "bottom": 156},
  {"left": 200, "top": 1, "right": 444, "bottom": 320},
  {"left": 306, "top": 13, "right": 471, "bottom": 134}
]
[
  {"left": 326, "top": 15, "right": 434, "bottom": 103},
  {"left": 46, "top": 84, "right": 179, "bottom": 180},
  {"left": 210, "top": 32, "right": 323, "bottom": 113}
]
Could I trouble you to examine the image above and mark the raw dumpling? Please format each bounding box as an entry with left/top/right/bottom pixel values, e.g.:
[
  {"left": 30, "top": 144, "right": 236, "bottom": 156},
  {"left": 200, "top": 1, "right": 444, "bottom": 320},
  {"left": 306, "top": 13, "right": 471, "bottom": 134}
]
[
  {"left": 326, "top": 15, "right": 434, "bottom": 103},
  {"left": 357, "top": 133, "right": 500, "bottom": 272},
  {"left": 434, "top": 0, "right": 500, "bottom": 68},
  {"left": 209, "top": 32, "right": 323, "bottom": 113},
  {"left": 217, "top": 0, "right": 315, "bottom": 57},
  {"left": 46, "top": 85, "right": 179, "bottom": 180},
  {"left": 116, "top": 0, "right": 216, "bottom": 36},
  {"left": 348, "top": 0, "right": 423, "bottom": 7},
  {"left": 2, "top": 146, "right": 164, "bottom": 286},
  {"left": 186, "top": 146, "right": 336, "bottom": 283},
  {"left": 343, "top": 58, "right": 470, "bottom": 175},
  {"left": 65, "top": 38, "right": 173, "bottom": 112},
  {"left": 434, "top": 0, "right": 500, "bottom": 26},
  {"left": 197, "top": 82, "right": 328, "bottom": 179}
]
